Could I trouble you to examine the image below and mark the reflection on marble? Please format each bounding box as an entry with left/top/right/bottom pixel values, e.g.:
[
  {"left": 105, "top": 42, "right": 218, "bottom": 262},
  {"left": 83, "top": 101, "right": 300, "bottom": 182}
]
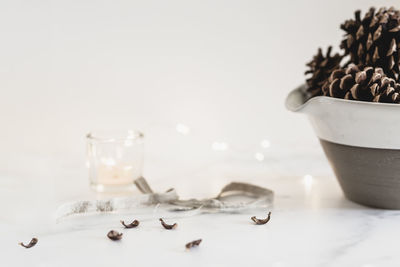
[{"left": 1, "top": 155, "right": 400, "bottom": 267}]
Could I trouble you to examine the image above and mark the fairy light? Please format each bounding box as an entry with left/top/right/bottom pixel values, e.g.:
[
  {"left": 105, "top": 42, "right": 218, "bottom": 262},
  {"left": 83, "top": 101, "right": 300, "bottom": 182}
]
[
  {"left": 211, "top": 142, "right": 229, "bottom": 151},
  {"left": 303, "top": 174, "right": 314, "bottom": 194},
  {"left": 176, "top": 123, "right": 190, "bottom": 135},
  {"left": 254, "top": 152, "right": 265, "bottom": 161},
  {"left": 260, "top": 139, "right": 271, "bottom": 148}
]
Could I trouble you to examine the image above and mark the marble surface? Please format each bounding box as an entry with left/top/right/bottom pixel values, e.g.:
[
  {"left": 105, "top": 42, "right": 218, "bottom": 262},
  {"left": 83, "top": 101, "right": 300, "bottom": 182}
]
[{"left": 2, "top": 154, "right": 400, "bottom": 267}]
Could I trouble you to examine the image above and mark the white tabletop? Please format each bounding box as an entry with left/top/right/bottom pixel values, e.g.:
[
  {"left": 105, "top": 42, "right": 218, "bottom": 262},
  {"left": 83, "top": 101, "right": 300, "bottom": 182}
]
[{"left": 2, "top": 153, "right": 400, "bottom": 267}]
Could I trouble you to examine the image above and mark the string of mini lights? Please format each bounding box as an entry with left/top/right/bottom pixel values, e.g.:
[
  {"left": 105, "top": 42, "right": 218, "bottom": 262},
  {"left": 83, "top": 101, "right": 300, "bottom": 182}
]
[{"left": 175, "top": 122, "right": 314, "bottom": 193}]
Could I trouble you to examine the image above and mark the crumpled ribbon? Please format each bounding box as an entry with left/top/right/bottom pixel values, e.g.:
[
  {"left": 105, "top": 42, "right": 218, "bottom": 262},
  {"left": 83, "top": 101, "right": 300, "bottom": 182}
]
[{"left": 55, "top": 177, "right": 273, "bottom": 220}]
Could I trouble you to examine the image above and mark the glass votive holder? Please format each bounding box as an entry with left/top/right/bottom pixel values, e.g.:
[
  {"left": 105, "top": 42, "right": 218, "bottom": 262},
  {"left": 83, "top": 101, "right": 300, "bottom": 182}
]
[{"left": 86, "top": 130, "right": 144, "bottom": 192}]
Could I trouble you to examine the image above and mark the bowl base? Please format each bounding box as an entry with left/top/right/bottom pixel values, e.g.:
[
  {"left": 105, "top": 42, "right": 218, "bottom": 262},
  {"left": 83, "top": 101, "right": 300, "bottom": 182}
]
[{"left": 320, "top": 139, "right": 400, "bottom": 209}]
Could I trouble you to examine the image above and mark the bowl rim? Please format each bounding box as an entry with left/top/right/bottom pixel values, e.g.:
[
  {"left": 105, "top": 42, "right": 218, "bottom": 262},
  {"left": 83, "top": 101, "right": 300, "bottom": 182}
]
[{"left": 286, "top": 84, "right": 400, "bottom": 112}]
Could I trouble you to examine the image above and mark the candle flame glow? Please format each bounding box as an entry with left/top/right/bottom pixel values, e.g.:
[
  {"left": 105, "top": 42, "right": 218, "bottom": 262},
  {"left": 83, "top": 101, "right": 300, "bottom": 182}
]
[{"left": 101, "top": 158, "right": 116, "bottom": 166}]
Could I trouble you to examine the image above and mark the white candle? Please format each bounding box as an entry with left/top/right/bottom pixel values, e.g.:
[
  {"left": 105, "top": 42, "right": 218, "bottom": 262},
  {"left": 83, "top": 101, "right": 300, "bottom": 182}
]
[{"left": 87, "top": 130, "right": 144, "bottom": 192}]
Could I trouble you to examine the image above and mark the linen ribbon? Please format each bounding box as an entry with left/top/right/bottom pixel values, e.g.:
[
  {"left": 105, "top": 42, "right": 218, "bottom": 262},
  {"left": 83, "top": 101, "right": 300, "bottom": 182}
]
[{"left": 55, "top": 177, "right": 274, "bottom": 219}]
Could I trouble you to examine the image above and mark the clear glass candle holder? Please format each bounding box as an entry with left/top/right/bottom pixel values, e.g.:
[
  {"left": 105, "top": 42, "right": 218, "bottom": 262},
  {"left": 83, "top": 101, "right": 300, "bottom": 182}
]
[{"left": 86, "top": 130, "right": 144, "bottom": 192}]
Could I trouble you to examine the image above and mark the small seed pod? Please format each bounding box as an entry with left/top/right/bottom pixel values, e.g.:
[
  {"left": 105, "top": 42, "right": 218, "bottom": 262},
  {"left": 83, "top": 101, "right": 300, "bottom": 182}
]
[
  {"left": 185, "top": 239, "right": 202, "bottom": 249},
  {"left": 107, "top": 230, "right": 123, "bottom": 241},
  {"left": 159, "top": 218, "right": 177, "bottom": 230},
  {"left": 120, "top": 219, "right": 139, "bottom": 228},
  {"left": 19, "top": 238, "right": 38, "bottom": 248},
  {"left": 251, "top": 211, "right": 272, "bottom": 225}
]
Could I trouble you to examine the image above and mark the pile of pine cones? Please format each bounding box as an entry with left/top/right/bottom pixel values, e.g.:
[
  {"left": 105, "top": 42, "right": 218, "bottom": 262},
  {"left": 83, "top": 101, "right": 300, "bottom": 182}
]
[{"left": 305, "top": 7, "right": 400, "bottom": 104}]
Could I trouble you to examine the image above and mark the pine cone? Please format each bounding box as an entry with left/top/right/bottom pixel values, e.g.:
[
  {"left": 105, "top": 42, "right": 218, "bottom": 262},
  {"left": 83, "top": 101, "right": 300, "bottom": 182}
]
[
  {"left": 373, "top": 77, "right": 400, "bottom": 103},
  {"left": 340, "top": 7, "right": 400, "bottom": 80},
  {"left": 322, "top": 64, "right": 400, "bottom": 103},
  {"left": 305, "top": 46, "right": 342, "bottom": 97}
]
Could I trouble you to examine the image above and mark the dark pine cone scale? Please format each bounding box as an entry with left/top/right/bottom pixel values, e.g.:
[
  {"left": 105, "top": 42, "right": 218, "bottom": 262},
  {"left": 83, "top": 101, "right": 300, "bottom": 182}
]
[
  {"left": 322, "top": 64, "right": 400, "bottom": 103},
  {"left": 340, "top": 7, "right": 400, "bottom": 80},
  {"left": 305, "top": 46, "right": 342, "bottom": 97}
]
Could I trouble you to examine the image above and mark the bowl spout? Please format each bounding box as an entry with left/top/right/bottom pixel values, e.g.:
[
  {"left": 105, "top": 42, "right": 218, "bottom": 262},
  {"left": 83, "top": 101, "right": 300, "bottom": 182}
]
[{"left": 285, "top": 85, "right": 310, "bottom": 112}]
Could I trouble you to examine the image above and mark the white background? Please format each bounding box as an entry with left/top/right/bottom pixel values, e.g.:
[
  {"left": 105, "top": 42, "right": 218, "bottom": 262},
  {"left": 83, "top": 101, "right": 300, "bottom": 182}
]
[{"left": 1, "top": 0, "right": 398, "bottom": 187}]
